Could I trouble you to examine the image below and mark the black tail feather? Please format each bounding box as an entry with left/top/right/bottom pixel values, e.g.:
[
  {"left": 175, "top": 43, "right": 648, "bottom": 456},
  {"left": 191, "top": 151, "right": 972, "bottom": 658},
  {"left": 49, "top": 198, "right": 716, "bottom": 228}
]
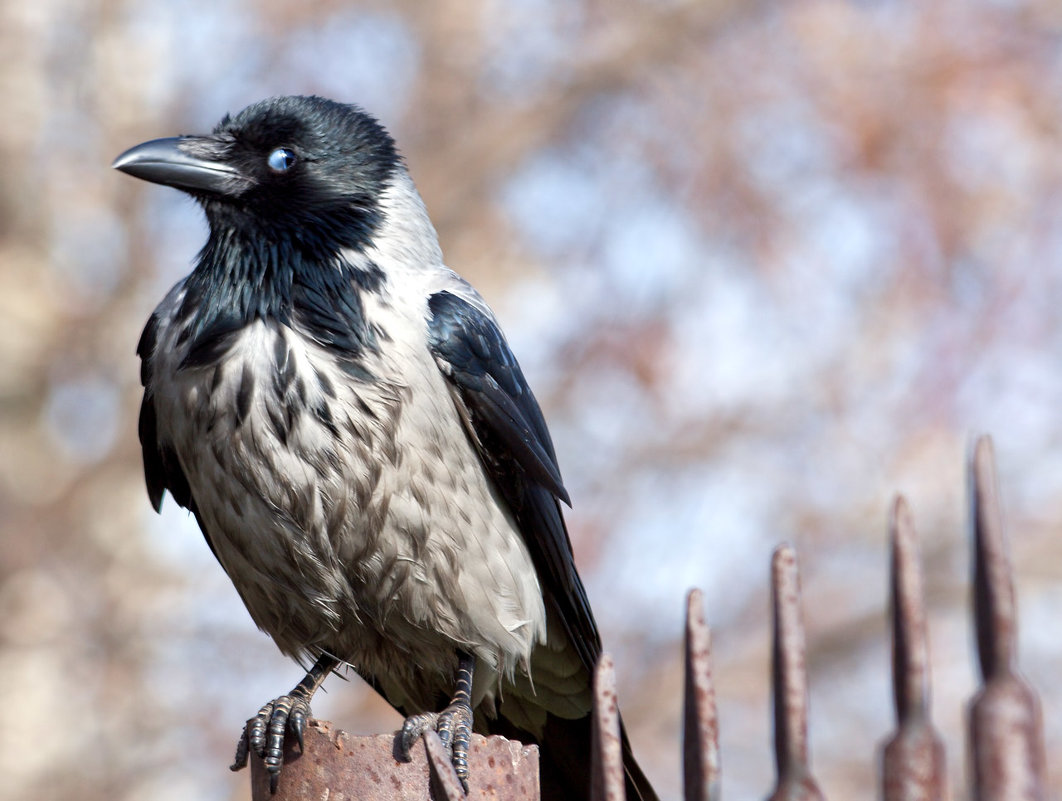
[{"left": 493, "top": 711, "right": 658, "bottom": 801}]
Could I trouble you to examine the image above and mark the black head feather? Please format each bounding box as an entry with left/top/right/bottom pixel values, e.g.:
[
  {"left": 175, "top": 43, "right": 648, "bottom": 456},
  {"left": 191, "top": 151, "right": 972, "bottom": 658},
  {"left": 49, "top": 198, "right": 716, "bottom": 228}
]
[
  {"left": 116, "top": 96, "right": 401, "bottom": 371},
  {"left": 191, "top": 95, "right": 401, "bottom": 254}
]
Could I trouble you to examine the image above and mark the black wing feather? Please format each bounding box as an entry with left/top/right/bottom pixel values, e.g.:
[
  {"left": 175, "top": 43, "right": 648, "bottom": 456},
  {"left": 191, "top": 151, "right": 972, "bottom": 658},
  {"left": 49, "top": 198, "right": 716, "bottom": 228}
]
[
  {"left": 427, "top": 291, "right": 600, "bottom": 670},
  {"left": 137, "top": 310, "right": 219, "bottom": 562}
]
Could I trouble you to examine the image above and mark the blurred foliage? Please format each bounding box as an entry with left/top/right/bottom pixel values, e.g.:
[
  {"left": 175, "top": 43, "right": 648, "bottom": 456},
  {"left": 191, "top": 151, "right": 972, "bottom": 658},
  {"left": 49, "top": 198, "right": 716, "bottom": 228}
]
[{"left": 2, "top": 0, "right": 1062, "bottom": 798}]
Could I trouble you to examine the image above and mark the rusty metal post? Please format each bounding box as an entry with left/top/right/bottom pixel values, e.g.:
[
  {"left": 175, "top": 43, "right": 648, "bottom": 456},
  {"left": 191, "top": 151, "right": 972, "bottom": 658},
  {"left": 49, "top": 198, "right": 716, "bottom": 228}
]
[
  {"left": 248, "top": 719, "right": 540, "bottom": 800},
  {"left": 766, "top": 544, "right": 826, "bottom": 801},
  {"left": 880, "top": 495, "right": 949, "bottom": 801},
  {"left": 683, "top": 588, "right": 720, "bottom": 801},
  {"left": 592, "top": 653, "right": 627, "bottom": 801},
  {"left": 423, "top": 730, "right": 467, "bottom": 801},
  {"left": 967, "top": 437, "right": 1047, "bottom": 801}
]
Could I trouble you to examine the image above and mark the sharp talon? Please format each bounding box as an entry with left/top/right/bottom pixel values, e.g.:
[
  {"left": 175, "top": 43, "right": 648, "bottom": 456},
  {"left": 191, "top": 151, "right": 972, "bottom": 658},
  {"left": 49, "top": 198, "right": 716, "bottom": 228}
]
[
  {"left": 292, "top": 710, "right": 306, "bottom": 753},
  {"left": 230, "top": 725, "right": 251, "bottom": 771}
]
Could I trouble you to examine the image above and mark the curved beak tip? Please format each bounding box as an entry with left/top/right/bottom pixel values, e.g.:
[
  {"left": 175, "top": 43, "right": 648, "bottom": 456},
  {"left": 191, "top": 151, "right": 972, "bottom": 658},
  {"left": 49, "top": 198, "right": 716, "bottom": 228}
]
[
  {"left": 111, "top": 136, "right": 240, "bottom": 195},
  {"left": 111, "top": 149, "right": 140, "bottom": 172}
]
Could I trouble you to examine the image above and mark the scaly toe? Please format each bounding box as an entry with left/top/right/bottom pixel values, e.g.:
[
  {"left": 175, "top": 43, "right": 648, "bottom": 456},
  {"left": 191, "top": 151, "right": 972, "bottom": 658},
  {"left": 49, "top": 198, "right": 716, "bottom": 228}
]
[
  {"left": 399, "top": 711, "right": 440, "bottom": 761},
  {"left": 400, "top": 701, "right": 473, "bottom": 791},
  {"left": 231, "top": 694, "right": 313, "bottom": 793},
  {"left": 437, "top": 702, "right": 473, "bottom": 790}
]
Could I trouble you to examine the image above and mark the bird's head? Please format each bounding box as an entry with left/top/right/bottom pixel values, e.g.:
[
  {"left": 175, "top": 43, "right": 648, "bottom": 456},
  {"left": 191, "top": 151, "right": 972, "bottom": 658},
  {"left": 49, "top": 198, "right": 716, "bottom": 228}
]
[{"left": 113, "top": 96, "right": 400, "bottom": 255}]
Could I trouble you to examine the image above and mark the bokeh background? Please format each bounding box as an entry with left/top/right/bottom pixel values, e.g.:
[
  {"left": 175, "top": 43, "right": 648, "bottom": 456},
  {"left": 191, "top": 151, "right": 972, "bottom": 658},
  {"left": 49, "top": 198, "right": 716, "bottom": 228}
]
[{"left": 3, "top": 0, "right": 1061, "bottom": 798}]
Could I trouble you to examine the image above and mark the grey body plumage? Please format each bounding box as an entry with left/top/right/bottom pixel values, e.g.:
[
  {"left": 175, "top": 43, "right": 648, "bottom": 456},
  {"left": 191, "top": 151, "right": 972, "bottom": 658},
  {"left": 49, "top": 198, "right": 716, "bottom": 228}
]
[
  {"left": 117, "top": 96, "right": 656, "bottom": 800},
  {"left": 145, "top": 222, "right": 546, "bottom": 709}
]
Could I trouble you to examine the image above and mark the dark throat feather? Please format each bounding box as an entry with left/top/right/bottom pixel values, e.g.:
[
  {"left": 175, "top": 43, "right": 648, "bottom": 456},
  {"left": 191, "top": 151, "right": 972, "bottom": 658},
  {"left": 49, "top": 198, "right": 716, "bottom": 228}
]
[{"left": 174, "top": 220, "right": 385, "bottom": 374}]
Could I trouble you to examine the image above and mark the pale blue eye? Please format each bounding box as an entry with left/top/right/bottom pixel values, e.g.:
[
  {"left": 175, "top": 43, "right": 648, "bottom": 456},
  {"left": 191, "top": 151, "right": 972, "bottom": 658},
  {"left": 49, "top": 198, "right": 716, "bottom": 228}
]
[{"left": 267, "top": 147, "right": 296, "bottom": 172}]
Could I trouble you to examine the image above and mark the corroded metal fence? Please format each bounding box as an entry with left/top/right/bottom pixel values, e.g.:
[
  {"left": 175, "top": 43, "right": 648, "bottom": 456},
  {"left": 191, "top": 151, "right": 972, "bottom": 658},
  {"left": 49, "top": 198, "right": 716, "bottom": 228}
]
[
  {"left": 250, "top": 435, "right": 1048, "bottom": 800},
  {"left": 591, "top": 435, "right": 1046, "bottom": 801}
]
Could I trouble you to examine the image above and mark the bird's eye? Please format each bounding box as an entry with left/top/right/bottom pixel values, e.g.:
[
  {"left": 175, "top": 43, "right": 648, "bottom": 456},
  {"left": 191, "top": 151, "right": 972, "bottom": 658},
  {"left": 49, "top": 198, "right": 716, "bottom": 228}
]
[{"left": 267, "top": 147, "right": 296, "bottom": 172}]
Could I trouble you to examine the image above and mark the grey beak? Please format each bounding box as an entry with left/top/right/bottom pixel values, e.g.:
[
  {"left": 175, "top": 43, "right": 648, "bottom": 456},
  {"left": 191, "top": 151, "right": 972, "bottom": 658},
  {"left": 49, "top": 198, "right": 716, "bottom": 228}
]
[{"left": 113, "top": 136, "right": 240, "bottom": 195}]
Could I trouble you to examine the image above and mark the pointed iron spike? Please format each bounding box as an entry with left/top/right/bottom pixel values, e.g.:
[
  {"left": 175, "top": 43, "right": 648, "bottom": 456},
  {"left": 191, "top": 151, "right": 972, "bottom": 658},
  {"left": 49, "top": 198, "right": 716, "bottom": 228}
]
[
  {"left": 683, "top": 589, "right": 720, "bottom": 801},
  {"left": 890, "top": 494, "right": 930, "bottom": 721},
  {"left": 967, "top": 436, "right": 1047, "bottom": 800},
  {"left": 971, "top": 435, "right": 1016, "bottom": 679},
  {"left": 882, "top": 495, "right": 949, "bottom": 801},
  {"left": 766, "top": 544, "right": 825, "bottom": 801},
  {"left": 770, "top": 544, "right": 808, "bottom": 772},
  {"left": 591, "top": 654, "right": 626, "bottom": 801}
]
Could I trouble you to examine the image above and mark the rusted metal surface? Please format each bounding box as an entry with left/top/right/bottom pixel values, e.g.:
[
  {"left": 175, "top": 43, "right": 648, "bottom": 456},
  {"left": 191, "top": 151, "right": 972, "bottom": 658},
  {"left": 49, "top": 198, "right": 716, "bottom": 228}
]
[
  {"left": 683, "top": 589, "right": 720, "bottom": 801},
  {"left": 248, "top": 719, "right": 539, "bottom": 800},
  {"left": 967, "top": 437, "right": 1046, "bottom": 801},
  {"left": 424, "top": 731, "right": 467, "bottom": 801},
  {"left": 592, "top": 653, "right": 626, "bottom": 801},
  {"left": 880, "top": 495, "right": 949, "bottom": 801},
  {"left": 766, "top": 545, "right": 826, "bottom": 801}
]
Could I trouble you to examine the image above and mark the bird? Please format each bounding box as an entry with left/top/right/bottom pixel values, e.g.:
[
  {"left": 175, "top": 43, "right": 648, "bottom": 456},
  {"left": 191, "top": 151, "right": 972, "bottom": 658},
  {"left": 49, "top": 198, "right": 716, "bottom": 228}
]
[{"left": 114, "top": 95, "right": 657, "bottom": 800}]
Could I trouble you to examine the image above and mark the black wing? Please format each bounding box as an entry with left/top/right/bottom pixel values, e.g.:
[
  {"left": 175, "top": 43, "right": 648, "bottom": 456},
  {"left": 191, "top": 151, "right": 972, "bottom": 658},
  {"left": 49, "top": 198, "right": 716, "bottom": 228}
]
[
  {"left": 426, "top": 290, "right": 601, "bottom": 671},
  {"left": 137, "top": 311, "right": 219, "bottom": 561}
]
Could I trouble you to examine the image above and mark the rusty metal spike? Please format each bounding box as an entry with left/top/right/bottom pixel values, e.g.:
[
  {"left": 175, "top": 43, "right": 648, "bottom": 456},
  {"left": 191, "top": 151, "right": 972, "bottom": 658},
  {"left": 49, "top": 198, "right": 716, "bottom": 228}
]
[
  {"left": 424, "top": 730, "right": 469, "bottom": 801},
  {"left": 592, "top": 653, "right": 626, "bottom": 801},
  {"left": 968, "top": 436, "right": 1047, "bottom": 801},
  {"left": 766, "top": 544, "right": 826, "bottom": 801},
  {"left": 683, "top": 589, "right": 721, "bottom": 801},
  {"left": 880, "top": 495, "right": 949, "bottom": 801},
  {"left": 972, "top": 436, "right": 1017, "bottom": 679}
]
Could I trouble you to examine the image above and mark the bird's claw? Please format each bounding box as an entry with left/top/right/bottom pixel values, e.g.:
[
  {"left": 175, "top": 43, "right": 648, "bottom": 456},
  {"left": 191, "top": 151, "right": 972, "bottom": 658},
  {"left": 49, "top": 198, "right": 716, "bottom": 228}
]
[
  {"left": 399, "top": 700, "right": 474, "bottom": 791},
  {"left": 230, "top": 693, "right": 313, "bottom": 794},
  {"left": 399, "top": 710, "right": 439, "bottom": 759}
]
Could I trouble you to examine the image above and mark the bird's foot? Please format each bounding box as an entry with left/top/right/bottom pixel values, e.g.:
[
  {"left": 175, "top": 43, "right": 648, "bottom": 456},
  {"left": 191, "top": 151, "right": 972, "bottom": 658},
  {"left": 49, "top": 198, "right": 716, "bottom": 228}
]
[
  {"left": 230, "top": 691, "right": 312, "bottom": 792},
  {"left": 399, "top": 698, "right": 474, "bottom": 791},
  {"left": 230, "top": 654, "right": 338, "bottom": 794},
  {"left": 398, "top": 652, "right": 476, "bottom": 790}
]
